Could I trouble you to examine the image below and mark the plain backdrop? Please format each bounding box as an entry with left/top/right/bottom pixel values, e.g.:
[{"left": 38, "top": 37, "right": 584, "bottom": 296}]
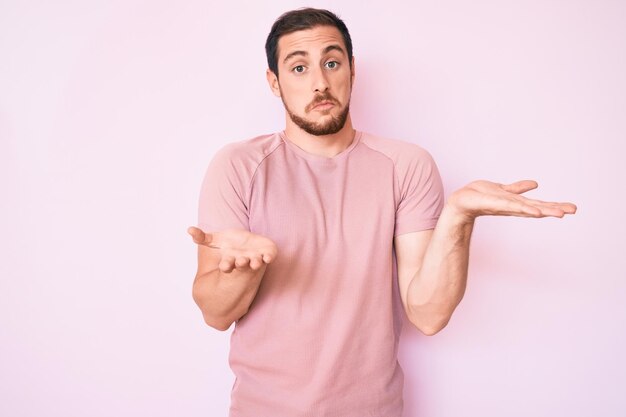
[{"left": 1, "top": 1, "right": 624, "bottom": 416}]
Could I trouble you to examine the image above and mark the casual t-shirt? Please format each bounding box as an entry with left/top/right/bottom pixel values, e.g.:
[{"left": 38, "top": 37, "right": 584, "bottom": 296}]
[{"left": 197, "top": 130, "right": 445, "bottom": 417}]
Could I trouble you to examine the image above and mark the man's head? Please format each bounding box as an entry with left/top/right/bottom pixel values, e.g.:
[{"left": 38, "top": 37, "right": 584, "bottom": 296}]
[
  {"left": 265, "top": 8, "right": 355, "bottom": 136},
  {"left": 265, "top": 8, "right": 353, "bottom": 78}
]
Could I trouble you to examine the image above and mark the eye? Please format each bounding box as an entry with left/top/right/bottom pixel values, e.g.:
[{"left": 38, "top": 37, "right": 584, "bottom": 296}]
[
  {"left": 293, "top": 65, "right": 306, "bottom": 73},
  {"left": 325, "top": 61, "right": 339, "bottom": 69}
]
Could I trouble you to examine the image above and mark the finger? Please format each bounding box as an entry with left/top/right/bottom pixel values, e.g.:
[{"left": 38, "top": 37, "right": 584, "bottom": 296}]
[
  {"left": 187, "top": 226, "right": 206, "bottom": 244},
  {"left": 562, "top": 203, "right": 577, "bottom": 214},
  {"left": 507, "top": 201, "right": 574, "bottom": 218},
  {"left": 188, "top": 227, "right": 219, "bottom": 247},
  {"left": 219, "top": 255, "right": 236, "bottom": 273},
  {"left": 501, "top": 180, "right": 538, "bottom": 194},
  {"left": 249, "top": 256, "right": 264, "bottom": 270},
  {"left": 518, "top": 200, "right": 573, "bottom": 218},
  {"left": 486, "top": 198, "right": 542, "bottom": 217},
  {"left": 535, "top": 206, "right": 566, "bottom": 218},
  {"left": 518, "top": 203, "right": 542, "bottom": 217},
  {"left": 540, "top": 201, "right": 577, "bottom": 214},
  {"left": 518, "top": 198, "right": 577, "bottom": 215},
  {"left": 187, "top": 226, "right": 201, "bottom": 238},
  {"left": 234, "top": 256, "right": 251, "bottom": 269}
]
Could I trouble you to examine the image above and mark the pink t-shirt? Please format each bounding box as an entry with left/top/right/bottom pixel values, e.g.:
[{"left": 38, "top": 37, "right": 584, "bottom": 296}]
[{"left": 197, "top": 130, "right": 444, "bottom": 417}]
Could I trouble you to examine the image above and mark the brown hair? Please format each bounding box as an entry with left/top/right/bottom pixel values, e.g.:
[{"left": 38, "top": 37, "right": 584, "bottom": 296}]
[{"left": 265, "top": 7, "right": 353, "bottom": 78}]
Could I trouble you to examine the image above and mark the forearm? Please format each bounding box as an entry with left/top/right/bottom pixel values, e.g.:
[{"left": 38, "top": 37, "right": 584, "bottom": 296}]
[
  {"left": 407, "top": 203, "right": 475, "bottom": 334},
  {"left": 192, "top": 265, "right": 267, "bottom": 331}
]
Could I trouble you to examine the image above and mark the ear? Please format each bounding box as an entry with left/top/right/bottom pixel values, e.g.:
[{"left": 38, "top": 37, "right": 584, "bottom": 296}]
[
  {"left": 350, "top": 56, "right": 356, "bottom": 87},
  {"left": 266, "top": 69, "right": 281, "bottom": 97}
]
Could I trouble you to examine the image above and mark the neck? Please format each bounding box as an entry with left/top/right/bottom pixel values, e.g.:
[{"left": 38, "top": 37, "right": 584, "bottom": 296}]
[{"left": 283, "top": 115, "right": 356, "bottom": 158}]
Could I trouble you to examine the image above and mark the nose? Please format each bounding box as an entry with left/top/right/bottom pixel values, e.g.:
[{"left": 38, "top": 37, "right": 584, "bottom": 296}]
[{"left": 311, "top": 65, "right": 329, "bottom": 93}]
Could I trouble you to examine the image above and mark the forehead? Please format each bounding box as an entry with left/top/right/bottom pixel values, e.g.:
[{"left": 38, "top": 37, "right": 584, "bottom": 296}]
[{"left": 277, "top": 25, "right": 346, "bottom": 60}]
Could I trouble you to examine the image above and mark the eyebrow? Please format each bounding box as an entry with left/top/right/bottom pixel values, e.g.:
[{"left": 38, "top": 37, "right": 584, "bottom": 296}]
[{"left": 282, "top": 44, "right": 346, "bottom": 64}]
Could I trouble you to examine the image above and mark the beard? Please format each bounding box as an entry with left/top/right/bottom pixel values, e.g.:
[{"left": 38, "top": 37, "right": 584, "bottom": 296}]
[{"left": 280, "top": 89, "right": 351, "bottom": 136}]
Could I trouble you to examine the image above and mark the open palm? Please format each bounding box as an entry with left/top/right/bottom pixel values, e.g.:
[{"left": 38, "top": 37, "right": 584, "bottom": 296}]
[
  {"left": 187, "top": 227, "right": 278, "bottom": 273},
  {"left": 447, "top": 180, "right": 577, "bottom": 220}
]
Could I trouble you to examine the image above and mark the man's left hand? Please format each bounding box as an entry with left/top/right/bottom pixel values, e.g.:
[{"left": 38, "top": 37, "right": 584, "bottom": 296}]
[{"left": 446, "top": 179, "right": 577, "bottom": 223}]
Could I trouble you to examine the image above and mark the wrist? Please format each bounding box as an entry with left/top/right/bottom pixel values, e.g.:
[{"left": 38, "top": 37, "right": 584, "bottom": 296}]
[{"left": 441, "top": 199, "right": 476, "bottom": 227}]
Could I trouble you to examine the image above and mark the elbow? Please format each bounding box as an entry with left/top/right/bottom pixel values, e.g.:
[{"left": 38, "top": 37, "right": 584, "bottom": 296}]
[
  {"left": 408, "top": 310, "right": 450, "bottom": 336},
  {"left": 202, "top": 314, "right": 233, "bottom": 332},
  {"left": 204, "top": 307, "right": 249, "bottom": 332},
  {"left": 193, "top": 292, "right": 234, "bottom": 331},
  {"left": 192, "top": 281, "right": 233, "bottom": 331},
  {"left": 408, "top": 296, "right": 463, "bottom": 336},
  {"left": 416, "top": 321, "right": 447, "bottom": 336}
]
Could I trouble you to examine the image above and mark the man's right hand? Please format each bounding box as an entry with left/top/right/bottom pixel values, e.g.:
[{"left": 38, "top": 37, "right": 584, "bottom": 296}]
[{"left": 187, "top": 227, "right": 278, "bottom": 273}]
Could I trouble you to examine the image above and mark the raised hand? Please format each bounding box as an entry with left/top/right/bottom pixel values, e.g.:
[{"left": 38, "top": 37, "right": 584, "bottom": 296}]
[
  {"left": 447, "top": 179, "right": 577, "bottom": 222},
  {"left": 187, "top": 227, "right": 278, "bottom": 273}
]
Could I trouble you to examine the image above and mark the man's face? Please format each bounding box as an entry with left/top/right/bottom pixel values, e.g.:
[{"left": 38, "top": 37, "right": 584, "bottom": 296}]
[{"left": 267, "top": 25, "right": 355, "bottom": 136}]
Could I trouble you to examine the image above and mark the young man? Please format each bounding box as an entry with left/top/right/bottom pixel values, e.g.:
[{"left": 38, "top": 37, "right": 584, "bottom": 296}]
[{"left": 187, "top": 8, "right": 576, "bottom": 417}]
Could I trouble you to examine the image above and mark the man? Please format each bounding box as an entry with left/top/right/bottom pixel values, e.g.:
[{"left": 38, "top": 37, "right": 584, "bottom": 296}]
[{"left": 187, "top": 7, "right": 576, "bottom": 417}]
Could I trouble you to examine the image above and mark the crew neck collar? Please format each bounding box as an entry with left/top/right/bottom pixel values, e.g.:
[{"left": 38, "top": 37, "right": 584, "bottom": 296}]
[{"left": 278, "top": 130, "right": 362, "bottom": 164}]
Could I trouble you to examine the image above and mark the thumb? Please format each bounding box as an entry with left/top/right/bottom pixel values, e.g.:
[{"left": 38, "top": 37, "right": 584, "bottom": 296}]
[
  {"left": 502, "top": 180, "right": 538, "bottom": 194},
  {"left": 187, "top": 226, "right": 212, "bottom": 245}
]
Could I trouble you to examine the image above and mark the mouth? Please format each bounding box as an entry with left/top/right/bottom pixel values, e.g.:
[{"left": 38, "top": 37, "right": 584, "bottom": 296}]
[{"left": 311, "top": 101, "right": 335, "bottom": 111}]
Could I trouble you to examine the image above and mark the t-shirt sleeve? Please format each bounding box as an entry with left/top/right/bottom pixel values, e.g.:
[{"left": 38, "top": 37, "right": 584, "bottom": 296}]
[
  {"left": 197, "top": 145, "right": 250, "bottom": 233},
  {"left": 394, "top": 147, "right": 445, "bottom": 236}
]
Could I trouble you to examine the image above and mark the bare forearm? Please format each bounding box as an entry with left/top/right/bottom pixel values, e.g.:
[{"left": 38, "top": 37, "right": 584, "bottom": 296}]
[
  {"left": 192, "top": 266, "right": 267, "bottom": 331},
  {"left": 404, "top": 179, "right": 577, "bottom": 335},
  {"left": 407, "top": 203, "right": 475, "bottom": 334}
]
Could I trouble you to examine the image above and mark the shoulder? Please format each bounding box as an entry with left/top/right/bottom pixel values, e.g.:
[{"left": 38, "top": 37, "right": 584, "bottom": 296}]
[
  {"left": 358, "top": 131, "right": 437, "bottom": 168},
  {"left": 210, "top": 132, "right": 284, "bottom": 173},
  {"left": 214, "top": 132, "right": 283, "bottom": 164}
]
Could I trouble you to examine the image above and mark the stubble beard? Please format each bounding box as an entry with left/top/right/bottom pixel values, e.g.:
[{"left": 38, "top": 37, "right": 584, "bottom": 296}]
[{"left": 279, "top": 88, "right": 351, "bottom": 136}]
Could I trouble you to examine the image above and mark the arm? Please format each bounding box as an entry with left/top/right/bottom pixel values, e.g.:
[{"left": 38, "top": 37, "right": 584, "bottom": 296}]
[
  {"left": 396, "top": 179, "right": 577, "bottom": 336},
  {"left": 189, "top": 227, "right": 278, "bottom": 331},
  {"left": 395, "top": 206, "right": 473, "bottom": 336}
]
